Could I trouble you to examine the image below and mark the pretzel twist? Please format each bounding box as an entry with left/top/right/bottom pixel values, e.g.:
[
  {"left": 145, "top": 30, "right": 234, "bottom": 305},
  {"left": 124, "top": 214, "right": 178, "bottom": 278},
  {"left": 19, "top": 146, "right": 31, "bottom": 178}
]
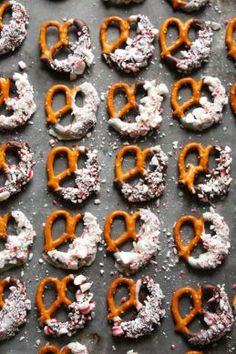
[
  {"left": 160, "top": 18, "right": 194, "bottom": 59},
  {"left": 171, "top": 0, "right": 189, "bottom": 9},
  {"left": 100, "top": 16, "right": 130, "bottom": 53},
  {"left": 36, "top": 275, "right": 73, "bottom": 323},
  {"left": 107, "top": 82, "right": 139, "bottom": 119},
  {"left": 115, "top": 145, "right": 151, "bottom": 183},
  {"left": 0, "top": 213, "right": 10, "bottom": 241},
  {"left": 174, "top": 215, "right": 204, "bottom": 261},
  {"left": 0, "top": 77, "right": 10, "bottom": 106},
  {"left": 230, "top": 82, "right": 236, "bottom": 114},
  {"left": 104, "top": 210, "right": 140, "bottom": 253},
  {"left": 172, "top": 287, "right": 202, "bottom": 335},
  {"left": 171, "top": 78, "right": 203, "bottom": 118},
  {"left": 47, "top": 146, "right": 79, "bottom": 191},
  {"left": 39, "top": 345, "right": 70, "bottom": 354},
  {"left": 40, "top": 20, "right": 73, "bottom": 62},
  {"left": 0, "top": 2, "right": 11, "bottom": 31},
  {"left": 0, "top": 141, "right": 24, "bottom": 171},
  {"left": 226, "top": 18, "right": 236, "bottom": 61},
  {"left": 178, "top": 142, "right": 213, "bottom": 193},
  {"left": 44, "top": 210, "right": 82, "bottom": 252},
  {"left": 107, "top": 277, "right": 137, "bottom": 319},
  {"left": 45, "top": 84, "right": 77, "bottom": 125}
]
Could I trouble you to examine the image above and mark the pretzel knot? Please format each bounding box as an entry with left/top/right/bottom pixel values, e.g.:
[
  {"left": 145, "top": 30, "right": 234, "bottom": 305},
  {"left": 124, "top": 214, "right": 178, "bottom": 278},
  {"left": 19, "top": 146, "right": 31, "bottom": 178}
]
[
  {"left": 45, "top": 82, "right": 99, "bottom": 140},
  {"left": 100, "top": 14, "right": 158, "bottom": 73},
  {"left": 226, "top": 18, "right": 236, "bottom": 61},
  {"left": 39, "top": 19, "right": 93, "bottom": 76},
  {"left": 174, "top": 215, "right": 204, "bottom": 262},
  {"left": 47, "top": 145, "right": 100, "bottom": 204},
  {"left": 230, "top": 82, "right": 236, "bottom": 114},
  {"left": 178, "top": 142, "right": 213, "bottom": 194},
  {"left": 115, "top": 145, "right": 168, "bottom": 203},
  {"left": 39, "top": 343, "right": 88, "bottom": 354},
  {"left": 172, "top": 284, "right": 234, "bottom": 346},
  {"left": 107, "top": 277, "right": 137, "bottom": 319},
  {"left": 36, "top": 275, "right": 73, "bottom": 323},
  {"left": 159, "top": 17, "right": 212, "bottom": 72}
]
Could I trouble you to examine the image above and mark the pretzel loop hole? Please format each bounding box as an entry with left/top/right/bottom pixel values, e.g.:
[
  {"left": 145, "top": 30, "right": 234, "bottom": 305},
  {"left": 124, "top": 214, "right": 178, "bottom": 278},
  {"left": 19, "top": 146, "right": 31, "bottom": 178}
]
[{"left": 100, "top": 16, "right": 130, "bottom": 53}]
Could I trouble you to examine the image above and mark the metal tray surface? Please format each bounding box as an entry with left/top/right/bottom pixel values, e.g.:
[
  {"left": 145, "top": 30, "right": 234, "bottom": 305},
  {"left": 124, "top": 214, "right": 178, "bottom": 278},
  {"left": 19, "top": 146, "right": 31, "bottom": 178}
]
[{"left": 0, "top": 0, "right": 235, "bottom": 353}]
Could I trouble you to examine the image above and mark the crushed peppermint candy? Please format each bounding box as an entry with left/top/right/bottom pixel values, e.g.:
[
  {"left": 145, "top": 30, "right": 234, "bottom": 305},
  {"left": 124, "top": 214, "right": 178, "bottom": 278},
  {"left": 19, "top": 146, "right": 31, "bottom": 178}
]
[
  {"left": 48, "top": 82, "right": 100, "bottom": 141},
  {"left": 188, "top": 208, "right": 230, "bottom": 270},
  {"left": 0, "top": 72, "right": 36, "bottom": 130},
  {"left": 44, "top": 212, "right": 102, "bottom": 270},
  {"left": 195, "top": 145, "right": 232, "bottom": 202},
  {"left": 113, "top": 209, "right": 161, "bottom": 275},
  {"left": 0, "top": 277, "right": 31, "bottom": 341},
  {"left": 110, "top": 276, "right": 165, "bottom": 338},
  {"left": 188, "top": 284, "right": 234, "bottom": 346},
  {"left": 179, "top": 76, "right": 228, "bottom": 131},
  {"left": 116, "top": 145, "right": 168, "bottom": 203},
  {"left": 41, "top": 274, "right": 95, "bottom": 337},
  {"left": 0, "top": 141, "right": 35, "bottom": 202},
  {"left": 103, "top": 15, "right": 158, "bottom": 73},
  {"left": 0, "top": 210, "right": 36, "bottom": 272},
  {"left": 0, "top": 1, "right": 29, "bottom": 55},
  {"left": 109, "top": 81, "right": 168, "bottom": 138}
]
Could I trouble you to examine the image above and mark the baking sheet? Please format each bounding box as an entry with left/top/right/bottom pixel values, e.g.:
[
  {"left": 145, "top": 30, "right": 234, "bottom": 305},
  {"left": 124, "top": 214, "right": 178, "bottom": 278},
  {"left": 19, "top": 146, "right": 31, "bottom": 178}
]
[{"left": 0, "top": 0, "right": 236, "bottom": 353}]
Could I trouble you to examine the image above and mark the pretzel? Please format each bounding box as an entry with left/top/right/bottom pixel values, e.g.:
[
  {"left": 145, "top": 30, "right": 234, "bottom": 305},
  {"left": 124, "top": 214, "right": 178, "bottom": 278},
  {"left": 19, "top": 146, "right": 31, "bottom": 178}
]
[
  {"left": 159, "top": 17, "right": 213, "bottom": 73},
  {"left": 186, "top": 352, "right": 203, "bottom": 354},
  {"left": 0, "top": 1, "right": 28, "bottom": 55},
  {"left": 36, "top": 274, "right": 95, "bottom": 337},
  {"left": 114, "top": 145, "right": 168, "bottom": 203},
  {"left": 107, "top": 80, "right": 168, "bottom": 138},
  {"left": 226, "top": 18, "right": 236, "bottom": 61},
  {"left": 100, "top": 14, "right": 158, "bottom": 73},
  {"left": 0, "top": 140, "right": 34, "bottom": 202},
  {"left": 0, "top": 72, "right": 36, "bottom": 130},
  {"left": 104, "top": 208, "right": 160, "bottom": 274},
  {"left": 230, "top": 82, "right": 236, "bottom": 114},
  {"left": 47, "top": 145, "right": 100, "bottom": 204},
  {"left": 0, "top": 210, "right": 36, "bottom": 272},
  {"left": 178, "top": 142, "right": 232, "bottom": 202},
  {"left": 233, "top": 295, "right": 236, "bottom": 311},
  {"left": 0, "top": 276, "right": 31, "bottom": 341},
  {"left": 169, "top": 0, "right": 209, "bottom": 12},
  {"left": 107, "top": 276, "right": 165, "bottom": 338},
  {"left": 43, "top": 210, "right": 101, "bottom": 270},
  {"left": 172, "top": 283, "right": 233, "bottom": 346},
  {"left": 45, "top": 82, "right": 99, "bottom": 140},
  {"left": 39, "top": 342, "right": 89, "bottom": 354},
  {"left": 39, "top": 19, "right": 94, "bottom": 77},
  {"left": 171, "top": 76, "right": 227, "bottom": 131},
  {"left": 174, "top": 209, "right": 230, "bottom": 270}
]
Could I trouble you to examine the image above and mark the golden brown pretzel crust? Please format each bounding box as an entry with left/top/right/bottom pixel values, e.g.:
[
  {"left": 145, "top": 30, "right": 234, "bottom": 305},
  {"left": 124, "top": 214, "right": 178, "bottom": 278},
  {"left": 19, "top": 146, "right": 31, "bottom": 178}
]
[
  {"left": 178, "top": 142, "right": 213, "bottom": 193},
  {"left": 45, "top": 84, "right": 78, "bottom": 125},
  {"left": 115, "top": 145, "right": 152, "bottom": 183},
  {"left": 107, "top": 277, "right": 137, "bottom": 319},
  {"left": 174, "top": 215, "right": 204, "bottom": 261},
  {"left": 172, "top": 286, "right": 202, "bottom": 335},
  {"left": 104, "top": 210, "right": 140, "bottom": 253},
  {"left": 230, "top": 82, "right": 236, "bottom": 114},
  {"left": 159, "top": 18, "right": 194, "bottom": 59},
  {"left": 38, "top": 345, "right": 70, "bottom": 354},
  {"left": 0, "top": 2, "right": 11, "bottom": 31},
  {"left": 44, "top": 210, "right": 82, "bottom": 252},
  {"left": 47, "top": 146, "right": 79, "bottom": 191},
  {"left": 171, "top": 78, "right": 203, "bottom": 119},
  {"left": 36, "top": 275, "right": 72, "bottom": 323},
  {"left": 107, "top": 82, "right": 139, "bottom": 119},
  {"left": 39, "top": 20, "right": 74, "bottom": 63},
  {"left": 100, "top": 16, "right": 130, "bottom": 54},
  {"left": 226, "top": 18, "right": 236, "bottom": 60}
]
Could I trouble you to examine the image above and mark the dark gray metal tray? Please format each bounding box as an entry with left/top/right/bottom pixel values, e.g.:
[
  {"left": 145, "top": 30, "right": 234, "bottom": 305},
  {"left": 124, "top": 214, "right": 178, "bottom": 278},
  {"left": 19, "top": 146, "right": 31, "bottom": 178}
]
[{"left": 0, "top": 0, "right": 236, "bottom": 353}]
